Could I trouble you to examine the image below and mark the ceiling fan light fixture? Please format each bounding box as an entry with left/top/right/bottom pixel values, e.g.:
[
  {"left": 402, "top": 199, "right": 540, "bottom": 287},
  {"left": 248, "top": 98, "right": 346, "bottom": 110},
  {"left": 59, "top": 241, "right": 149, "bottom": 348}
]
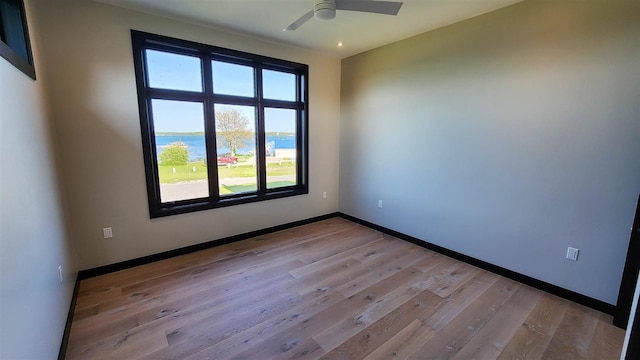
[
  {"left": 285, "top": 0, "right": 403, "bottom": 31},
  {"left": 314, "top": 0, "right": 336, "bottom": 20}
]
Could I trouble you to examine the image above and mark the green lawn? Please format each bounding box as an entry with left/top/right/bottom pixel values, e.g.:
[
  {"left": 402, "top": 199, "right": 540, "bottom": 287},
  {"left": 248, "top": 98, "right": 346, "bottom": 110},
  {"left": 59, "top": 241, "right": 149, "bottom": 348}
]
[
  {"left": 220, "top": 181, "right": 296, "bottom": 195},
  {"left": 158, "top": 161, "right": 296, "bottom": 184},
  {"left": 158, "top": 162, "right": 208, "bottom": 183}
]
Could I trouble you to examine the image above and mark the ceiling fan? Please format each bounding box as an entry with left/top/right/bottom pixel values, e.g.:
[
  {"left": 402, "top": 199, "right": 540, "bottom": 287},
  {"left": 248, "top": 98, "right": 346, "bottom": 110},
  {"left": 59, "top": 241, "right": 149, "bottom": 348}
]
[{"left": 284, "top": 0, "right": 403, "bottom": 31}]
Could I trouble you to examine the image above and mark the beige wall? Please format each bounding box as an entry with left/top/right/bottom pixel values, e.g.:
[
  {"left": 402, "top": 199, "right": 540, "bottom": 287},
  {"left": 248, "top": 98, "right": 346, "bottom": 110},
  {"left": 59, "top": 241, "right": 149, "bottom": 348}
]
[
  {"left": 340, "top": 0, "right": 640, "bottom": 304},
  {"left": 0, "top": 0, "right": 77, "bottom": 358},
  {"left": 30, "top": 0, "right": 342, "bottom": 270}
]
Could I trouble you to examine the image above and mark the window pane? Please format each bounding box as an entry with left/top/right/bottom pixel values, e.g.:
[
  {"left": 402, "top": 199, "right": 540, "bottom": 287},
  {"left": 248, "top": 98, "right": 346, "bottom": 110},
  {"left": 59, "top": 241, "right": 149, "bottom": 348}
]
[
  {"left": 0, "top": 0, "right": 29, "bottom": 61},
  {"left": 263, "top": 69, "right": 295, "bottom": 101},
  {"left": 146, "top": 50, "right": 202, "bottom": 91},
  {"left": 215, "top": 104, "right": 257, "bottom": 196},
  {"left": 265, "top": 108, "right": 297, "bottom": 189},
  {"left": 212, "top": 61, "right": 254, "bottom": 97},
  {"left": 151, "top": 99, "right": 208, "bottom": 203}
]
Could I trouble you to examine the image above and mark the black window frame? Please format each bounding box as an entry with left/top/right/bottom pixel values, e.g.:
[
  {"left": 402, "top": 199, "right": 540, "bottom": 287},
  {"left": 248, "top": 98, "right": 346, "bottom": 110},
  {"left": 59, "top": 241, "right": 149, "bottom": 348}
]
[
  {"left": 131, "top": 30, "right": 309, "bottom": 218},
  {"left": 0, "top": 0, "right": 35, "bottom": 79}
]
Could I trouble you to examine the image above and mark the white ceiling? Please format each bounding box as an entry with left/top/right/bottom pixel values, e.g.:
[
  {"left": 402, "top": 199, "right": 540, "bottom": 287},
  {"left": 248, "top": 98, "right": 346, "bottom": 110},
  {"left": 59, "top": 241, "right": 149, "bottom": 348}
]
[{"left": 96, "top": 0, "right": 523, "bottom": 58}]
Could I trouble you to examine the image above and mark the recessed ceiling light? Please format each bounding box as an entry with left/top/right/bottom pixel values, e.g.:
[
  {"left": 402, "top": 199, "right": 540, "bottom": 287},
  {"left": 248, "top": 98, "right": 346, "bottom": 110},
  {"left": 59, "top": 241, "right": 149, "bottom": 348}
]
[{"left": 337, "top": 42, "right": 344, "bottom": 47}]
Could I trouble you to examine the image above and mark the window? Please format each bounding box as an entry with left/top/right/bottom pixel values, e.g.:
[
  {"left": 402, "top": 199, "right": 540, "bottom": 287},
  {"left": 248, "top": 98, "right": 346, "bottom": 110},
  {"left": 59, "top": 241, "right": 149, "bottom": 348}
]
[
  {"left": 131, "top": 31, "right": 308, "bottom": 218},
  {"left": 0, "top": 0, "right": 35, "bottom": 79}
]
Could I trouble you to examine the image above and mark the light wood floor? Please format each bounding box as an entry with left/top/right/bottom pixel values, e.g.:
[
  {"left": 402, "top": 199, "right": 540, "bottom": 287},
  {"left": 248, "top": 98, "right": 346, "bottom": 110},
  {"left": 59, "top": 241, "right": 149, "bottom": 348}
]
[{"left": 66, "top": 218, "right": 625, "bottom": 359}]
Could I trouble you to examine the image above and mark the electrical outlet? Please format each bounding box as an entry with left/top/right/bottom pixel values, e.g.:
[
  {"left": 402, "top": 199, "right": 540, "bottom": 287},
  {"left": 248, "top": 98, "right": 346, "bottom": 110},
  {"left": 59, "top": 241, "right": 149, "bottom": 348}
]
[
  {"left": 322, "top": 191, "right": 327, "bottom": 199},
  {"left": 566, "top": 247, "right": 579, "bottom": 261},
  {"left": 103, "top": 227, "right": 113, "bottom": 239},
  {"left": 58, "top": 265, "right": 63, "bottom": 283},
  {"left": 378, "top": 200, "right": 383, "bottom": 208}
]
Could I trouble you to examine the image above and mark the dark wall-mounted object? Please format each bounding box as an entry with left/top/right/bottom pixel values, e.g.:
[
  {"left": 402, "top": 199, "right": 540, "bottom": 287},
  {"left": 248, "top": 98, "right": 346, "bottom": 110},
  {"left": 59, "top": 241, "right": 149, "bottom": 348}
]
[
  {"left": 624, "top": 296, "right": 639, "bottom": 360},
  {"left": 0, "top": 0, "right": 35, "bottom": 79},
  {"left": 614, "top": 194, "right": 640, "bottom": 329}
]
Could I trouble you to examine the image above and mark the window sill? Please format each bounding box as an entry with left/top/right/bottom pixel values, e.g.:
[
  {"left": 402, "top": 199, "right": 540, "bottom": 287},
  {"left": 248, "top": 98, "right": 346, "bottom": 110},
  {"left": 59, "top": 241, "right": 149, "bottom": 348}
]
[{"left": 150, "top": 187, "right": 309, "bottom": 218}]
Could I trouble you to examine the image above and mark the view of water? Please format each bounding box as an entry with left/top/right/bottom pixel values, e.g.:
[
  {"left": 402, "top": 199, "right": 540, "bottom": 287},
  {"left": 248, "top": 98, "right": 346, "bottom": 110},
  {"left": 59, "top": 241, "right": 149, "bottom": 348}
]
[{"left": 155, "top": 134, "right": 296, "bottom": 161}]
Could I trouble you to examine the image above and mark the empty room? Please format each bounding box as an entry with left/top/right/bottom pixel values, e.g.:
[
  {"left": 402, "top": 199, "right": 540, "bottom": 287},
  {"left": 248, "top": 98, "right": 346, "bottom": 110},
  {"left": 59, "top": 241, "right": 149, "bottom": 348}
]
[{"left": 1, "top": 0, "right": 639, "bottom": 359}]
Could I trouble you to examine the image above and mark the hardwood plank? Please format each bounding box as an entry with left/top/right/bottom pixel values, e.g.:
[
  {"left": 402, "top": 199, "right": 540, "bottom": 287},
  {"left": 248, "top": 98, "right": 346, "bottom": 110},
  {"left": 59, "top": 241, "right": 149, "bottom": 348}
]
[
  {"left": 496, "top": 293, "right": 570, "bottom": 360},
  {"left": 289, "top": 236, "right": 394, "bottom": 279},
  {"left": 177, "top": 291, "right": 346, "bottom": 360},
  {"left": 72, "top": 304, "right": 99, "bottom": 322},
  {"left": 143, "top": 292, "right": 336, "bottom": 360},
  {"left": 64, "top": 219, "right": 624, "bottom": 360},
  {"left": 406, "top": 277, "right": 520, "bottom": 359},
  {"left": 424, "top": 270, "right": 499, "bottom": 331},
  {"left": 452, "top": 284, "right": 542, "bottom": 359},
  {"left": 352, "top": 237, "right": 426, "bottom": 264},
  {"left": 79, "top": 241, "right": 251, "bottom": 293},
  {"left": 319, "top": 289, "right": 442, "bottom": 359},
  {"left": 296, "top": 245, "right": 412, "bottom": 297},
  {"left": 294, "top": 227, "right": 384, "bottom": 264},
  {"left": 68, "top": 269, "right": 305, "bottom": 357},
  {"left": 585, "top": 313, "right": 625, "bottom": 360},
  {"left": 226, "top": 266, "right": 426, "bottom": 359},
  {"left": 541, "top": 302, "right": 600, "bottom": 359},
  {"left": 98, "top": 256, "right": 303, "bottom": 315},
  {"left": 69, "top": 289, "right": 297, "bottom": 358},
  {"left": 118, "top": 251, "right": 262, "bottom": 296},
  {"left": 74, "top": 286, "right": 121, "bottom": 310},
  {"left": 250, "top": 220, "right": 366, "bottom": 260},
  {"left": 334, "top": 249, "right": 440, "bottom": 298},
  {"left": 70, "top": 328, "right": 168, "bottom": 360},
  {"left": 412, "top": 252, "right": 453, "bottom": 273},
  {"left": 161, "top": 284, "right": 305, "bottom": 347},
  {"left": 70, "top": 260, "right": 304, "bottom": 346},
  {"left": 292, "top": 257, "right": 363, "bottom": 287},
  {"left": 314, "top": 267, "right": 441, "bottom": 352},
  {"left": 78, "top": 218, "right": 352, "bottom": 293},
  {"left": 429, "top": 262, "right": 480, "bottom": 298},
  {"left": 277, "top": 338, "right": 326, "bottom": 360},
  {"left": 363, "top": 319, "right": 435, "bottom": 360}
]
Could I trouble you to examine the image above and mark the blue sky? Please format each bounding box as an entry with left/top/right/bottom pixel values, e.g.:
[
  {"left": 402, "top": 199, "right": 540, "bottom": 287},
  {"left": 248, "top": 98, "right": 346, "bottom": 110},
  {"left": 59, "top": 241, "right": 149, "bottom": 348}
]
[{"left": 146, "top": 49, "right": 296, "bottom": 133}]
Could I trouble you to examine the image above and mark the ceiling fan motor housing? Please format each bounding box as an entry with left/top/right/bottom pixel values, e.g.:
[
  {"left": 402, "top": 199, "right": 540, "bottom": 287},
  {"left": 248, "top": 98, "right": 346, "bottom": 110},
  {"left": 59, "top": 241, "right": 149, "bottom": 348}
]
[{"left": 314, "top": 0, "right": 336, "bottom": 20}]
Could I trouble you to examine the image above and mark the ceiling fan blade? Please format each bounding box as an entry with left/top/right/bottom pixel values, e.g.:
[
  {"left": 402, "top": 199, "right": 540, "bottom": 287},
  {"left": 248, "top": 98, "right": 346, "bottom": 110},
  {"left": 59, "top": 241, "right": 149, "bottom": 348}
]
[
  {"left": 336, "top": 0, "right": 402, "bottom": 15},
  {"left": 283, "top": 10, "right": 314, "bottom": 31}
]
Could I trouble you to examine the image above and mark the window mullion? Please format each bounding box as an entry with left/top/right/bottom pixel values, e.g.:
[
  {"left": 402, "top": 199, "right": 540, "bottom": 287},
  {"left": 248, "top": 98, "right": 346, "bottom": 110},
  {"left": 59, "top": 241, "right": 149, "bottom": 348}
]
[
  {"left": 210, "top": 94, "right": 258, "bottom": 107},
  {"left": 256, "top": 65, "right": 267, "bottom": 194},
  {"left": 297, "top": 73, "right": 307, "bottom": 186},
  {"left": 202, "top": 55, "right": 220, "bottom": 200},
  {"left": 147, "top": 88, "right": 205, "bottom": 102},
  {"left": 144, "top": 97, "right": 164, "bottom": 209}
]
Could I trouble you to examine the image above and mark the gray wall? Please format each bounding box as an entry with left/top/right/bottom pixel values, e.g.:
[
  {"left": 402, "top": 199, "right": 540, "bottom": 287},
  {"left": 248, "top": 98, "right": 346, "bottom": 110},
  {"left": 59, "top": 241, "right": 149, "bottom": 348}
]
[
  {"left": 0, "top": 0, "right": 77, "bottom": 358},
  {"left": 30, "top": 0, "right": 341, "bottom": 270},
  {"left": 340, "top": 0, "right": 639, "bottom": 304}
]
